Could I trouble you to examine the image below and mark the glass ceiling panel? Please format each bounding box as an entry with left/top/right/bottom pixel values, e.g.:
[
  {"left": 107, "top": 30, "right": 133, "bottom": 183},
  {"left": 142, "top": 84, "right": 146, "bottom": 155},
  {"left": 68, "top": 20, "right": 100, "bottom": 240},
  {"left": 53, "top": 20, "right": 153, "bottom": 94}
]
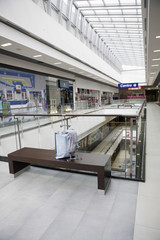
[
  {"left": 94, "top": 10, "right": 108, "bottom": 14},
  {"left": 124, "top": 17, "right": 141, "bottom": 22},
  {"left": 103, "top": 0, "right": 119, "bottom": 4},
  {"left": 90, "top": 1, "right": 104, "bottom": 6},
  {"left": 119, "top": 0, "right": 136, "bottom": 4},
  {"left": 122, "top": 9, "right": 137, "bottom": 14},
  {"left": 73, "top": 0, "right": 144, "bottom": 69},
  {"left": 108, "top": 10, "right": 123, "bottom": 14},
  {"left": 99, "top": 18, "right": 111, "bottom": 21},
  {"left": 111, "top": 18, "right": 125, "bottom": 21},
  {"left": 81, "top": 10, "right": 95, "bottom": 14},
  {"left": 137, "top": 9, "right": 142, "bottom": 13},
  {"left": 74, "top": 1, "right": 89, "bottom": 7}
]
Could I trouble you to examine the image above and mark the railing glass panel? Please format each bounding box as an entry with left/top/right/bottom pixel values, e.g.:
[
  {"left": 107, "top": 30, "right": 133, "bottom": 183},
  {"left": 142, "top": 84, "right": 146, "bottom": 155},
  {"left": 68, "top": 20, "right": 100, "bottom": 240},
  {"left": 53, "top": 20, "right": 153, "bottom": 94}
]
[{"left": 0, "top": 101, "right": 146, "bottom": 181}]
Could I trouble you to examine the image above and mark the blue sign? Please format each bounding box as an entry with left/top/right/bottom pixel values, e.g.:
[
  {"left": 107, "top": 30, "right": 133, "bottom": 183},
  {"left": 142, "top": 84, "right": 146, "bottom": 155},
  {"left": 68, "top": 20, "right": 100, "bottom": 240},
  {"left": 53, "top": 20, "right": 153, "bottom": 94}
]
[{"left": 118, "top": 83, "right": 138, "bottom": 89}]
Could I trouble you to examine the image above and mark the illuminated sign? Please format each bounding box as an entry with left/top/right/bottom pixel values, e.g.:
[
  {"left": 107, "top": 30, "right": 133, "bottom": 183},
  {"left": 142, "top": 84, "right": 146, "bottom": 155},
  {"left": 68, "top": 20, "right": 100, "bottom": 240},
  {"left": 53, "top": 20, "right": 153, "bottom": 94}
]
[{"left": 118, "top": 83, "right": 138, "bottom": 89}]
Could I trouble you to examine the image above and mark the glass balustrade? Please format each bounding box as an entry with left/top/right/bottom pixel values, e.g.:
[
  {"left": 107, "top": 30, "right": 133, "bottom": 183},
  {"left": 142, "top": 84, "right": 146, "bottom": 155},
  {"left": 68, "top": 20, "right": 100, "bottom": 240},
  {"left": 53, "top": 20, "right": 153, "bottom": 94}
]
[{"left": 0, "top": 100, "right": 146, "bottom": 181}]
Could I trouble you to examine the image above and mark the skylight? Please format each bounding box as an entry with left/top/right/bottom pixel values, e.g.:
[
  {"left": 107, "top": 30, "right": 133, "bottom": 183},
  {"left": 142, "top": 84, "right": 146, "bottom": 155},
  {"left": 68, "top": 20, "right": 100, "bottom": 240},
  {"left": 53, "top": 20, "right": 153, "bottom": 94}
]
[{"left": 73, "top": 0, "right": 144, "bottom": 68}]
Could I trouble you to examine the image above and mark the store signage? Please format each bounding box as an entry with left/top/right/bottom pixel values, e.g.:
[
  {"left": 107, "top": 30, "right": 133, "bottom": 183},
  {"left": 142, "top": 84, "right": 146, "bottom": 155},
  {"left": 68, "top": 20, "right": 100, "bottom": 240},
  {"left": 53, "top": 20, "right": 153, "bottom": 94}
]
[
  {"left": 58, "top": 79, "right": 69, "bottom": 89},
  {"left": 118, "top": 83, "right": 138, "bottom": 89},
  {"left": 128, "top": 86, "right": 141, "bottom": 90}
]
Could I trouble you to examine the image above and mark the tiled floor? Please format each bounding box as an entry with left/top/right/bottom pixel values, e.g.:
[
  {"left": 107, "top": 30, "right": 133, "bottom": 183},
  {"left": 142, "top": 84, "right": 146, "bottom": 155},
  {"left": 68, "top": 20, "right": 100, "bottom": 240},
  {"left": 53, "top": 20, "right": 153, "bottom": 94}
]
[
  {"left": 133, "top": 103, "right": 160, "bottom": 240},
  {"left": 0, "top": 162, "right": 138, "bottom": 240}
]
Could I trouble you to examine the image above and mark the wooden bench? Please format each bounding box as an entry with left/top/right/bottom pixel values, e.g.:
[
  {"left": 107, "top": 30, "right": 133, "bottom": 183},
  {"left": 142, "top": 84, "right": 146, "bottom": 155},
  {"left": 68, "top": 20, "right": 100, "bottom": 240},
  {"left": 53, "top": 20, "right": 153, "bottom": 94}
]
[{"left": 8, "top": 147, "right": 111, "bottom": 193}]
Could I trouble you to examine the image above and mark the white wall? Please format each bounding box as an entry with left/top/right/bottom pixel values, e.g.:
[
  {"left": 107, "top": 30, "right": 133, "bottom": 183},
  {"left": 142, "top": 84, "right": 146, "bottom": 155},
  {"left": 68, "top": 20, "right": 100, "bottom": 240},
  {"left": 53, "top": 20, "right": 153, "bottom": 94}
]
[
  {"left": 0, "top": 0, "right": 121, "bottom": 85},
  {"left": 75, "top": 77, "right": 118, "bottom": 93}
]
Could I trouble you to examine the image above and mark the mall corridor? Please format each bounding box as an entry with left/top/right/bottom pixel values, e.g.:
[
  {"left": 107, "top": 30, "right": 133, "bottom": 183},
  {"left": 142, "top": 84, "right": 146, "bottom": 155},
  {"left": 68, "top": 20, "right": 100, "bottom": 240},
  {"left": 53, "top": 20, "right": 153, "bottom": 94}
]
[{"left": 133, "top": 103, "right": 160, "bottom": 240}]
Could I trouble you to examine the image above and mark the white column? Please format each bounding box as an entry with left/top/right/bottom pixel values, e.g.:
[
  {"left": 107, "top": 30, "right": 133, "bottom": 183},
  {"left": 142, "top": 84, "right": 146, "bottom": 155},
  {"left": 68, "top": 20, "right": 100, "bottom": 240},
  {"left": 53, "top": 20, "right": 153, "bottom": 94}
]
[{"left": 98, "top": 91, "right": 102, "bottom": 106}]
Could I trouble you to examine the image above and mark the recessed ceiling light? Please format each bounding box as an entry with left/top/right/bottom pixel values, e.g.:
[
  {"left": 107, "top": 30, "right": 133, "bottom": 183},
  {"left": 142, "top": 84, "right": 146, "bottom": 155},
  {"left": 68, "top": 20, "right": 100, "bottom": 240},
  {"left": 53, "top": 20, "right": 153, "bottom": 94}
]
[
  {"left": 33, "top": 54, "right": 42, "bottom": 58},
  {"left": 152, "top": 58, "right": 160, "bottom": 61},
  {"left": 54, "top": 62, "right": 62, "bottom": 65},
  {"left": 153, "top": 50, "right": 160, "bottom": 52},
  {"left": 151, "top": 64, "right": 159, "bottom": 67},
  {"left": 1, "top": 42, "right": 12, "bottom": 47},
  {"left": 156, "top": 36, "right": 160, "bottom": 38}
]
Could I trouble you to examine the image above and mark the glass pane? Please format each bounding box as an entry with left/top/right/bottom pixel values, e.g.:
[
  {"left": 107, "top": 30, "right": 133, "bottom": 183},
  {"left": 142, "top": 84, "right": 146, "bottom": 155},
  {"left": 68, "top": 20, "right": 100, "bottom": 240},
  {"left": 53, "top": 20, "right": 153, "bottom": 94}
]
[
  {"left": 108, "top": 9, "right": 122, "bottom": 14},
  {"left": 81, "top": 10, "right": 95, "bottom": 15},
  {"left": 104, "top": 0, "right": 119, "bottom": 5},
  {"left": 75, "top": 1, "right": 90, "bottom": 7},
  {"left": 90, "top": 0, "right": 104, "bottom": 6},
  {"left": 120, "top": 0, "right": 136, "bottom": 4}
]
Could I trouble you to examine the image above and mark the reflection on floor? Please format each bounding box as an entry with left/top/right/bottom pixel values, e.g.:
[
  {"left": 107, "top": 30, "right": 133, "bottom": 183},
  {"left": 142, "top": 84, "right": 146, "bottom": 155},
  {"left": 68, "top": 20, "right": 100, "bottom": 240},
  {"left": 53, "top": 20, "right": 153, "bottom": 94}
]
[{"left": 0, "top": 161, "right": 138, "bottom": 240}]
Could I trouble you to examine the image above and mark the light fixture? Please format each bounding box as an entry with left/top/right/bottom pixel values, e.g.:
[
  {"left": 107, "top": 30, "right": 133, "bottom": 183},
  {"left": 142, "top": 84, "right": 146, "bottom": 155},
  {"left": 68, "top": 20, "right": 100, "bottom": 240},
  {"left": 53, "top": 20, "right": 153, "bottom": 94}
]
[
  {"left": 54, "top": 62, "right": 62, "bottom": 65},
  {"left": 1, "top": 42, "right": 12, "bottom": 47},
  {"left": 33, "top": 54, "right": 42, "bottom": 58},
  {"left": 153, "top": 50, "right": 160, "bottom": 52},
  {"left": 151, "top": 64, "right": 159, "bottom": 67},
  {"left": 152, "top": 58, "right": 160, "bottom": 61},
  {"left": 156, "top": 36, "right": 160, "bottom": 38},
  {"left": 150, "top": 72, "right": 156, "bottom": 74}
]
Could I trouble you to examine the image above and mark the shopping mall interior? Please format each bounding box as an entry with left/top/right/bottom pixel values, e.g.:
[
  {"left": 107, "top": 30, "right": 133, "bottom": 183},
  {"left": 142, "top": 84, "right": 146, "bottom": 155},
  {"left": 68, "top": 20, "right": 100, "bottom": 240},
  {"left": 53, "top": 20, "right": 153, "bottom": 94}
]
[{"left": 0, "top": 0, "right": 160, "bottom": 239}]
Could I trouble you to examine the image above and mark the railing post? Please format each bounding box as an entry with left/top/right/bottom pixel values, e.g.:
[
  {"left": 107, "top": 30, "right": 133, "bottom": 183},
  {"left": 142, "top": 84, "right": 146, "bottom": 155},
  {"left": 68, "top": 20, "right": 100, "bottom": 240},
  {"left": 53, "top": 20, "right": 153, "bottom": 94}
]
[
  {"left": 14, "top": 116, "right": 21, "bottom": 149},
  {"left": 124, "top": 117, "right": 127, "bottom": 178},
  {"left": 130, "top": 117, "right": 134, "bottom": 178}
]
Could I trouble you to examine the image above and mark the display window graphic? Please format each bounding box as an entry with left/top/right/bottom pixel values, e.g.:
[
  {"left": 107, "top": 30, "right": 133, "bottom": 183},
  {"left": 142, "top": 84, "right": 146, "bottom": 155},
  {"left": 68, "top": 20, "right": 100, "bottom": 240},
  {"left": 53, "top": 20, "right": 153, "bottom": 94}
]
[{"left": 0, "top": 69, "right": 35, "bottom": 89}]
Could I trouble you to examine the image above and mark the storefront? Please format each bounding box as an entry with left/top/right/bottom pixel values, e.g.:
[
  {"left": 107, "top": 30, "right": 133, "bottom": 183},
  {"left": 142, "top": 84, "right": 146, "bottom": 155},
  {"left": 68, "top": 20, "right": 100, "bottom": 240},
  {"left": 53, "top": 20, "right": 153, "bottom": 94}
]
[
  {"left": 0, "top": 68, "right": 74, "bottom": 114},
  {"left": 46, "top": 78, "right": 73, "bottom": 113},
  {"left": 76, "top": 88, "right": 99, "bottom": 108}
]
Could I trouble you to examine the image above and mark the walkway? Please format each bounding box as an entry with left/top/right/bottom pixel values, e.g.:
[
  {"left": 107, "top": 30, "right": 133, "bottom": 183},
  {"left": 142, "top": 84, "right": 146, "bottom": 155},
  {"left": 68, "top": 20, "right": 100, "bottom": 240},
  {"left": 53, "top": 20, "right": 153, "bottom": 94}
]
[{"left": 134, "top": 103, "right": 160, "bottom": 240}]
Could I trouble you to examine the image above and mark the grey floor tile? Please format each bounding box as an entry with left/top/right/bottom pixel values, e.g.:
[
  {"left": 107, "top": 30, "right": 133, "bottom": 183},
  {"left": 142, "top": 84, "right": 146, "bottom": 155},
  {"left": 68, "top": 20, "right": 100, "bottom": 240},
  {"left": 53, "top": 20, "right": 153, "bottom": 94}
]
[
  {"left": 0, "top": 222, "right": 22, "bottom": 240},
  {"left": 118, "top": 180, "right": 139, "bottom": 194},
  {"left": 107, "top": 178, "right": 121, "bottom": 191},
  {"left": 45, "top": 181, "right": 80, "bottom": 208},
  {"left": 70, "top": 213, "right": 107, "bottom": 240},
  {"left": 10, "top": 205, "right": 63, "bottom": 240},
  {"left": 102, "top": 218, "right": 134, "bottom": 240},
  {"left": 40, "top": 208, "right": 84, "bottom": 240},
  {"left": 134, "top": 224, "right": 160, "bottom": 240},
  {"left": 135, "top": 195, "right": 160, "bottom": 230},
  {"left": 86, "top": 193, "right": 115, "bottom": 217},
  {"left": 138, "top": 178, "right": 160, "bottom": 198},
  {"left": 81, "top": 174, "right": 97, "bottom": 188},
  {"left": 65, "top": 185, "right": 96, "bottom": 212}
]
